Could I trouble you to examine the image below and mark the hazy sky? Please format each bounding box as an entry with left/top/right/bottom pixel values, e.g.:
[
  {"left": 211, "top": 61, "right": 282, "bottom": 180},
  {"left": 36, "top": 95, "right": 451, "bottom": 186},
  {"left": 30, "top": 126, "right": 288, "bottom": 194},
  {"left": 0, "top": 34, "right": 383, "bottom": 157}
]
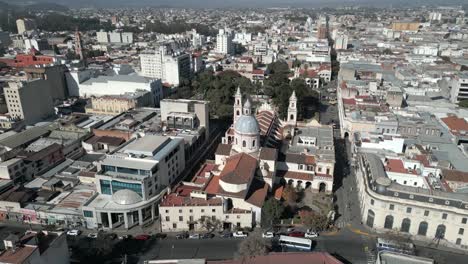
[{"left": 4, "top": 0, "right": 467, "bottom": 8}]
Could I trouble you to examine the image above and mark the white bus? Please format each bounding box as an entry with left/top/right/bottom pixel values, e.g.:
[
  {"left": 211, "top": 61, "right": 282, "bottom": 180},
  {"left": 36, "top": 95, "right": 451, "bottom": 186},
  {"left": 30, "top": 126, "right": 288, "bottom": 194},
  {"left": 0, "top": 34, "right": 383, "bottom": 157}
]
[
  {"left": 376, "top": 238, "right": 415, "bottom": 255},
  {"left": 279, "top": 235, "right": 312, "bottom": 251}
]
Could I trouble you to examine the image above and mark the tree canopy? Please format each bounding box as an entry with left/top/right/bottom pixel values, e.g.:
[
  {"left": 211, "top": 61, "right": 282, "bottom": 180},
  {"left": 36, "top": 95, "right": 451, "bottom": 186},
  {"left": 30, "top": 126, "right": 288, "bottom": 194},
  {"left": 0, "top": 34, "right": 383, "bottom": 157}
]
[
  {"left": 192, "top": 70, "right": 259, "bottom": 119},
  {"left": 459, "top": 100, "right": 468, "bottom": 108},
  {"left": 264, "top": 61, "right": 319, "bottom": 119},
  {"left": 261, "top": 198, "right": 284, "bottom": 228},
  {"left": 236, "top": 229, "right": 271, "bottom": 260}
]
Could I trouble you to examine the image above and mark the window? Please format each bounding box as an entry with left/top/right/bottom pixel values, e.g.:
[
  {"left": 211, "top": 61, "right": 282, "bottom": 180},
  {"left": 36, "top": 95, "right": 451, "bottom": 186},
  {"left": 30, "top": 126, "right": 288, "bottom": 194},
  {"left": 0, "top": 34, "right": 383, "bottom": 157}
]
[
  {"left": 406, "top": 207, "right": 412, "bottom": 213},
  {"left": 462, "top": 218, "right": 467, "bottom": 224},
  {"left": 173, "top": 223, "right": 177, "bottom": 229},
  {"left": 456, "top": 238, "right": 462, "bottom": 245},
  {"left": 189, "top": 209, "right": 193, "bottom": 213},
  {"left": 165, "top": 210, "right": 169, "bottom": 213},
  {"left": 100, "top": 180, "right": 112, "bottom": 195},
  {"left": 83, "top": 211, "right": 93, "bottom": 218},
  {"left": 189, "top": 216, "right": 194, "bottom": 222},
  {"left": 459, "top": 228, "right": 465, "bottom": 235},
  {"left": 179, "top": 209, "right": 182, "bottom": 213},
  {"left": 212, "top": 209, "right": 216, "bottom": 213},
  {"left": 242, "top": 141, "right": 246, "bottom": 148},
  {"left": 370, "top": 199, "right": 374, "bottom": 205},
  {"left": 424, "top": 210, "right": 429, "bottom": 217},
  {"left": 442, "top": 213, "right": 448, "bottom": 220},
  {"left": 389, "top": 204, "right": 394, "bottom": 210},
  {"left": 165, "top": 216, "right": 170, "bottom": 221},
  {"left": 253, "top": 140, "right": 256, "bottom": 147},
  {"left": 201, "top": 209, "right": 205, "bottom": 213},
  {"left": 212, "top": 216, "right": 216, "bottom": 221},
  {"left": 179, "top": 216, "right": 183, "bottom": 222}
]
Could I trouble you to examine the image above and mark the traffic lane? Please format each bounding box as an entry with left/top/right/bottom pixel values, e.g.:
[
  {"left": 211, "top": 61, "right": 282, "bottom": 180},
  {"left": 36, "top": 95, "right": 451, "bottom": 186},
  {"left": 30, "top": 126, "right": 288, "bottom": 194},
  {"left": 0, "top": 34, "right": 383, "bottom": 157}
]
[{"left": 139, "top": 237, "right": 242, "bottom": 262}]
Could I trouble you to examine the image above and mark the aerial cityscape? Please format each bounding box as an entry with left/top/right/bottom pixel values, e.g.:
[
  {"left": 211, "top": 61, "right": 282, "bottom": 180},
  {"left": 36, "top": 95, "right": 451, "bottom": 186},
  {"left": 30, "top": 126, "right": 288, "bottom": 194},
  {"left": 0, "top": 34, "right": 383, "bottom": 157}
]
[{"left": 0, "top": 0, "right": 467, "bottom": 263}]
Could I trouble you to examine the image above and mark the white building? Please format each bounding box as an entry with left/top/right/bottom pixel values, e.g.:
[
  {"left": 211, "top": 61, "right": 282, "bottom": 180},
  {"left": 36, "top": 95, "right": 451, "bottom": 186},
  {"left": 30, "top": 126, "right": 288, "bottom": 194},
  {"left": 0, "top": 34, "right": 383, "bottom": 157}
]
[
  {"left": 96, "top": 31, "right": 110, "bottom": 43},
  {"left": 334, "top": 34, "right": 348, "bottom": 50},
  {"left": 216, "top": 29, "right": 234, "bottom": 55},
  {"left": 82, "top": 135, "right": 185, "bottom": 230},
  {"left": 357, "top": 153, "right": 468, "bottom": 249},
  {"left": 121, "top": 32, "right": 133, "bottom": 44},
  {"left": 140, "top": 47, "right": 191, "bottom": 86},
  {"left": 78, "top": 75, "right": 163, "bottom": 105},
  {"left": 109, "top": 32, "right": 122, "bottom": 43}
]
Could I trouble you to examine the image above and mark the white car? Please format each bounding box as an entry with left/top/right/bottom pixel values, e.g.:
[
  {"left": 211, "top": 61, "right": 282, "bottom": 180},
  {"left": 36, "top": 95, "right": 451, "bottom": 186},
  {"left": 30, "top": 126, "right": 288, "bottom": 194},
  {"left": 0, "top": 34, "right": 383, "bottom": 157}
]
[
  {"left": 189, "top": 234, "right": 200, "bottom": 239},
  {"left": 232, "top": 231, "right": 248, "bottom": 238},
  {"left": 262, "top": 232, "right": 274, "bottom": 238},
  {"left": 87, "top": 233, "right": 98, "bottom": 239},
  {"left": 305, "top": 231, "right": 319, "bottom": 238},
  {"left": 66, "top": 230, "right": 81, "bottom": 236}
]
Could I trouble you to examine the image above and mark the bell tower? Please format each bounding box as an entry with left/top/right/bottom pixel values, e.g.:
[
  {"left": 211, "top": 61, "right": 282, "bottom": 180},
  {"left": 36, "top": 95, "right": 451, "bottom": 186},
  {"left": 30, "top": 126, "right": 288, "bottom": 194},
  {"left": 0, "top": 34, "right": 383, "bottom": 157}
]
[
  {"left": 233, "top": 87, "right": 243, "bottom": 124},
  {"left": 287, "top": 90, "right": 297, "bottom": 126}
]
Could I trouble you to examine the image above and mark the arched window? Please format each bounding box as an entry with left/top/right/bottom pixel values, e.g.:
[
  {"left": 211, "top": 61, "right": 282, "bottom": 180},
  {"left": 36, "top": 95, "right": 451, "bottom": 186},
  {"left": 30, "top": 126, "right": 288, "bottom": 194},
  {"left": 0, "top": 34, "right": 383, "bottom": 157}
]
[
  {"left": 235, "top": 138, "right": 238, "bottom": 145},
  {"left": 366, "top": 209, "right": 375, "bottom": 228},
  {"left": 384, "top": 215, "right": 394, "bottom": 229},
  {"left": 401, "top": 218, "right": 411, "bottom": 233},
  {"left": 242, "top": 140, "right": 246, "bottom": 148},
  {"left": 236, "top": 110, "right": 240, "bottom": 116},
  {"left": 237, "top": 99, "right": 240, "bottom": 105},
  {"left": 435, "top": 224, "right": 446, "bottom": 239},
  {"left": 290, "top": 114, "right": 294, "bottom": 121},
  {"left": 418, "top": 221, "right": 428, "bottom": 236},
  {"left": 252, "top": 140, "right": 256, "bottom": 148}
]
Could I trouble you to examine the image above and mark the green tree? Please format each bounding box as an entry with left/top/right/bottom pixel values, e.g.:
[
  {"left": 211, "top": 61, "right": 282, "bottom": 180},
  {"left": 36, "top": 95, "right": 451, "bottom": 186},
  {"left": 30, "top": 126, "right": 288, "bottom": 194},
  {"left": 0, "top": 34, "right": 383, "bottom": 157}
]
[
  {"left": 282, "top": 185, "right": 298, "bottom": 206},
  {"left": 198, "top": 216, "right": 222, "bottom": 232},
  {"left": 261, "top": 198, "right": 284, "bottom": 228},
  {"left": 459, "top": 100, "right": 468, "bottom": 108}
]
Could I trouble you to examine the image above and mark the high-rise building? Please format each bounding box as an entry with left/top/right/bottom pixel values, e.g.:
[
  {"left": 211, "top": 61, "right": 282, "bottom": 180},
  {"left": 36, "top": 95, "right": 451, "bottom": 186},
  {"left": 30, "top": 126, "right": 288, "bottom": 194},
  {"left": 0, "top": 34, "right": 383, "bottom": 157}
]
[
  {"left": 96, "top": 31, "right": 110, "bottom": 43},
  {"left": 121, "top": 32, "right": 133, "bottom": 44},
  {"left": 75, "top": 28, "right": 84, "bottom": 61},
  {"left": 5, "top": 80, "right": 55, "bottom": 125},
  {"left": 334, "top": 34, "right": 348, "bottom": 50},
  {"left": 109, "top": 32, "right": 122, "bottom": 43},
  {"left": 16, "top": 18, "right": 36, "bottom": 35},
  {"left": 140, "top": 46, "right": 191, "bottom": 86},
  {"left": 216, "top": 29, "right": 234, "bottom": 55}
]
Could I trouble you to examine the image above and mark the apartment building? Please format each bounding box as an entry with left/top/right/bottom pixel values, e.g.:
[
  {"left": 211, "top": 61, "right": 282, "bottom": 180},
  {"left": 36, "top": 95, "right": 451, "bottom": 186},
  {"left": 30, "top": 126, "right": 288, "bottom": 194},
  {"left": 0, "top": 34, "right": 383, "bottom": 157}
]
[
  {"left": 140, "top": 46, "right": 191, "bottom": 86},
  {"left": 16, "top": 18, "right": 36, "bottom": 35},
  {"left": 450, "top": 72, "right": 468, "bottom": 103},
  {"left": 5, "top": 80, "right": 55, "bottom": 125},
  {"left": 216, "top": 29, "right": 234, "bottom": 55}
]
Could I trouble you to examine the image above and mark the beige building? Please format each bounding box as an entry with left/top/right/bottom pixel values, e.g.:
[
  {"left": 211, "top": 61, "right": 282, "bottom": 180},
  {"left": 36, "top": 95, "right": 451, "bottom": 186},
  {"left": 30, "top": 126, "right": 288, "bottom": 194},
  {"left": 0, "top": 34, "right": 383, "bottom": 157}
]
[
  {"left": 5, "top": 80, "right": 55, "bottom": 125},
  {"left": 86, "top": 91, "right": 153, "bottom": 115},
  {"left": 391, "top": 21, "right": 420, "bottom": 32},
  {"left": 16, "top": 18, "right": 36, "bottom": 35},
  {"left": 159, "top": 185, "right": 253, "bottom": 232},
  {"left": 358, "top": 153, "right": 468, "bottom": 249}
]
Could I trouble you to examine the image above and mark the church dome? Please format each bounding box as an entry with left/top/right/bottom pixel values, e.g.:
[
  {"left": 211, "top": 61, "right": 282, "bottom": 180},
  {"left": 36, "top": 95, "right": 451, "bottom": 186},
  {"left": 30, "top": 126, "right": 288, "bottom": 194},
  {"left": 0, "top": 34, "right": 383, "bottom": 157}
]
[
  {"left": 112, "top": 189, "right": 142, "bottom": 205},
  {"left": 235, "top": 115, "right": 260, "bottom": 135}
]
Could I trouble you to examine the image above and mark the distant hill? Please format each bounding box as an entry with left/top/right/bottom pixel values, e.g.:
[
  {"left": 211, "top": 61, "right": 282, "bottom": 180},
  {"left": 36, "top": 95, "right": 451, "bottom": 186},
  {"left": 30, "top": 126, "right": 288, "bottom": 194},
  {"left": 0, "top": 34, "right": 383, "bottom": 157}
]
[{"left": 0, "top": 1, "right": 68, "bottom": 11}]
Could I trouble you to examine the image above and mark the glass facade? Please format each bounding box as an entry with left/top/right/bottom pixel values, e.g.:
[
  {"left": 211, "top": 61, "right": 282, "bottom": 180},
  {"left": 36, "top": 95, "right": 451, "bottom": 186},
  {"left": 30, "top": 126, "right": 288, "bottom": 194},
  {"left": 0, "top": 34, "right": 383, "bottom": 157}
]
[
  {"left": 83, "top": 210, "right": 94, "bottom": 218},
  {"left": 99, "top": 179, "right": 143, "bottom": 197},
  {"left": 111, "top": 180, "right": 143, "bottom": 197},
  {"left": 100, "top": 180, "right": 112, "bottom": 195},
  {"left": 102, "top": 164, "right": 153, "bottom": 177}
]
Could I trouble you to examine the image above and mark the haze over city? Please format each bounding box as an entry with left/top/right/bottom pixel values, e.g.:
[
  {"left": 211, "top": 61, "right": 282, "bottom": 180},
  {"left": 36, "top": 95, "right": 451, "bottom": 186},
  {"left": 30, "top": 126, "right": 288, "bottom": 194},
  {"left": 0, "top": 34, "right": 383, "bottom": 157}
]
[{"left": 0, "top": 1, "right": 467, "bottom": 264}]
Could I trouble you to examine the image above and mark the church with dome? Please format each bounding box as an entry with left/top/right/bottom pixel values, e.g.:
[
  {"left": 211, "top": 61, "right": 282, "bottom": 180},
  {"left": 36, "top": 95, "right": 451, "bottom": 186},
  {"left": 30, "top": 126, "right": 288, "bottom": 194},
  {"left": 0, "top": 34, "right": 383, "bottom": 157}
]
[{"left": 158, "top": 87, "right": 336, "bottom": 232}]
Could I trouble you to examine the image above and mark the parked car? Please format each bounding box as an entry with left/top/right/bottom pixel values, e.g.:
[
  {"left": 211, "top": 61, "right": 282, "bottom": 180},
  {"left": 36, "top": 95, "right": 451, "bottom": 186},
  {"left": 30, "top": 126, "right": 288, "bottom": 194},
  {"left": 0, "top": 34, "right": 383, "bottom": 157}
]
[
  {"left": 176, "top": 233, "right": 189, "bottom": 239},
  {"left": 106, "top": 233, "right": 117, "bottom": 240},
  {"left": 118, "top": 235, "right": 131, "bottom": 240},
  {"left": 262, "top": 232, "right": 274, "bottom": 238},
  {"left": 288, "top": 231, "right": 305, "bottom": 237},
  {"left": 189, "top": 233, "right": 200, "bottom": 239},
  {"left": 201, "top": 233, "right": 214, "bottom": 239},
  {"left": 87, "top": 233, "right": 98, "bottom": 239},
  {"left": 134, "top": 234, "right": 151, "bottom": 241},
  {"left": 305, "top": 231, "right": 319, "bottom": 238},
  {"left": 154, "top": 233, "right": 167, "bottom": 239},
  {"left": 220, "top": 232, "right": 232, "bottom": 238},
  {"left": 232, "top": 231, "right": 248, "bottom": 238},
  {"left": 66, "top": 230, "right": 81, "bottom": 236}
]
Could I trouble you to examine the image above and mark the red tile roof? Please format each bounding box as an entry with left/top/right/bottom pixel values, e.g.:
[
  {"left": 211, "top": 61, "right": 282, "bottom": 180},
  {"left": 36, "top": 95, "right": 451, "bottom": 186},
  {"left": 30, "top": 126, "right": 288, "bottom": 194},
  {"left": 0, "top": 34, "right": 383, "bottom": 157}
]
[
  {"left": 219, "top": 153, "right": 257, "bottom": 185},
  {"left": 342, "top": 98, "right": 356, "bottom": 105},
  {"left": 442, "top": 169, "right": 468, "bottom": 183},
  {"left": 441, "top": 115, "right": 468, "bottom": 136},
  {"left": 0, "top": 245, "right": 37, "bottom": 264},
  {"left": 277, "top": 170, "right": 314, "bottom": 181},
  {"left": 385, "top": 159, "right": 418, "bottom": 175},
  {"left": 209, "top": 252, "right": 343, "bottom": 264}
]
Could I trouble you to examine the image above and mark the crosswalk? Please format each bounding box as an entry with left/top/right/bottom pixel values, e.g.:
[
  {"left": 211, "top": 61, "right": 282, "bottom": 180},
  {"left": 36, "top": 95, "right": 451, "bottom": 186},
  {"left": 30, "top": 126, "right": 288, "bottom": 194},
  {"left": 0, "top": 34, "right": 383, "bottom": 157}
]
[{"left": 361, "top": 235, "right": 376, "bottom": 264}]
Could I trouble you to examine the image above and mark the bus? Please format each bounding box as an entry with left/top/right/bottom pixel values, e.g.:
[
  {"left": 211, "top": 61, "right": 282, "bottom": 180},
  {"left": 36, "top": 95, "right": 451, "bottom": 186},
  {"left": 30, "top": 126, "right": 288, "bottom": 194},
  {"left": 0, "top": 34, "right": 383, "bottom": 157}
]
[
  {"left": 279, "top": 235, "right": 312, "bottom": 251},
  {"left": 376, "top": 238, "right": 415, "bottom": 255}
]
